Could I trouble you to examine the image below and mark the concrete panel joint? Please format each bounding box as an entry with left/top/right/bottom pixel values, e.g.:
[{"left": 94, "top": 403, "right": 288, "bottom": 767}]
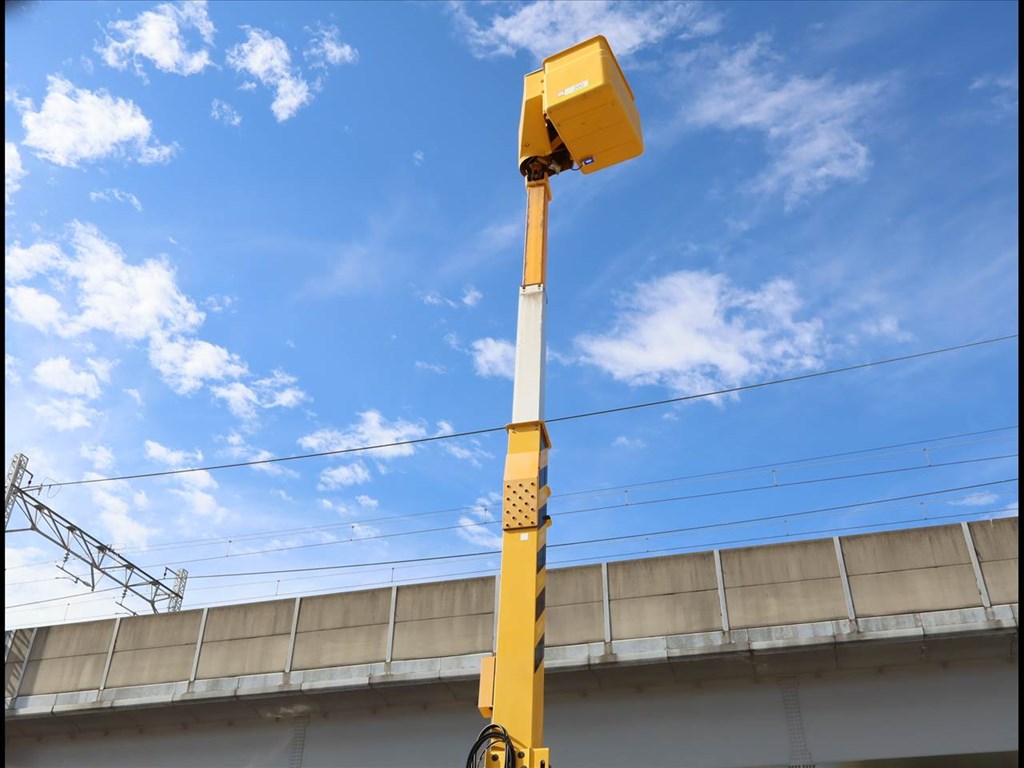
[
  {"left": 961, "top": 521, "right": 992, "bottom": 608},
  {"left": 285, "top": 598, "right": 302, "bottom": 673},
  {"left": 833, "top": 536, "right": 858, "bottom": 625},
  {"left": 601, "top": 561, "right": 612, "bottom": 644},
  {"left": 385, "top": 585, "right": 398, "bottom": 664},
  {"left": 713, "top": 550, "right": 730, "bottom": 635},
  {"left": 190, "top": 608, "right": 209, "bottom": 683},
  {"left": 98, "top": 616, "right": 121, "bottom": 690}
]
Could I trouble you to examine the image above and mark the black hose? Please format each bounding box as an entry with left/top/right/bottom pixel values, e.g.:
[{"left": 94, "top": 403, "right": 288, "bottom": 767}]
[{"left": 465, "top": 723, "right": 516, "bottom": 768}]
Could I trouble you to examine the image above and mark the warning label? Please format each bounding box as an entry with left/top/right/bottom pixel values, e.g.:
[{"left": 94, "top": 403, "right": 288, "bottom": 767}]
[{"left": 556, "top": 80, "right": 589, "bottom": 98}]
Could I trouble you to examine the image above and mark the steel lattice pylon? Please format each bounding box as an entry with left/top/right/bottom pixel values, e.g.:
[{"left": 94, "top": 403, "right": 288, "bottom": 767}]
[{"left": 5, "top": 453, "right": 187, "bottom": 614}]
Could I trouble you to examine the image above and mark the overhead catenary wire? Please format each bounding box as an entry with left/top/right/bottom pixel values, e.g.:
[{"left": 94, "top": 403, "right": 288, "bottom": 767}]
[
  {"left": 6, "top": 452, "right": 1016, "bottom": 585},
  {"left": 6, "top": 494, "right": 999, "bottom": 608},
  {"left": 178, "top": 477, "right": 1016, "bottom": 580},
  {"left": 95, "top": 426, "right": 1024, "bottom": 556},
  {"left": 6, "top": 425, "right": 1017, "bottom": 570},
  {"left": 19, "top": 334, "right": 1018, "bottom": 493},
  {"left": 7, "top": 506, "right": 1015, "bottom": 622},
  {"left": 6, "top": 492, "right": 1010, "bottom": 612},
  {"left": 142, "top": 453, "right": 1019, "bottom": 569}
]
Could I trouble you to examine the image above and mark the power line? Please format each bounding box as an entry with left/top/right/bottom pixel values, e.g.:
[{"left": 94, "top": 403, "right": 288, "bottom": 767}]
[
  {"left": 111, "top": 426, "right": 1024, "bottom": 555},
  {"left": 183, "top": 478, "right": 1016, "bottom": 580},
  {"left": 21, "top": 334, "right": 1018, "bottom": 492},
  {"left": 9, "top": 453, "right": 1011, "bottom": 586},
  {"left": 8, "top": 425, "right": 1014, "bottom": 576},
  {"left": 140, "top": 454, "right": 1017, "bottom": 570},
  {"left": 8, "top": 507, "right": 1015, "bottom": 623}
]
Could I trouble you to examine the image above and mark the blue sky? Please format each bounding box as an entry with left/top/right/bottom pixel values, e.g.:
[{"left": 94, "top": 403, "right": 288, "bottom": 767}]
[{"left": 4, "top": 0, "right": 1018, "bottom": 627}]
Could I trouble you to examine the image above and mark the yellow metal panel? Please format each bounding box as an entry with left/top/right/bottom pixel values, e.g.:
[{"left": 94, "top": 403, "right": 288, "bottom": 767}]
[
  {"left": 518, "top": 70, "right": 555, "bottom": 176},
  {"left": 522, "top": 180, "right": 550, "bottom": 286},
  {"left": 492, "top": 524, "right": 549, "bottom": 751},
  {"left": 541, "top": 35, "right": 643, "bottom": 174},
  {"left": 505, "top": 451, "right": 541, "bottom": 481},
  {"left": 477, "top": 654, "right": 495, "bottom": 718}
]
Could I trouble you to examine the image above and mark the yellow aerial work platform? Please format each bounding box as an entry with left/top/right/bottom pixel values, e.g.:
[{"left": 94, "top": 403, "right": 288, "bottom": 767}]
[
  {"left": 468, "top": 34, "right": 643, "bottom": 768},
  {"left": 519, "top": 35, "right": 643, "bottom": 179}
]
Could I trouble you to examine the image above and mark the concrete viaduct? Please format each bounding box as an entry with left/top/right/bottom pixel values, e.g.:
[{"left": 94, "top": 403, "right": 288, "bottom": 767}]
[{"left": 5, "top": 518, "right": 1018, "bottom": 767}]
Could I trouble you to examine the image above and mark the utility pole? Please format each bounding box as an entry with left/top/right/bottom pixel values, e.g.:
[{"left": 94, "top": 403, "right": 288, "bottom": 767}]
[{"left": 468, "top": 36, "right": 643, "bottom": 768}]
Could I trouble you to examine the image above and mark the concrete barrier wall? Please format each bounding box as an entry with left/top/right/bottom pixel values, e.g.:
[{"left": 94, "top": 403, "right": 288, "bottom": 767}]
[
  {"left": 391, "top": 577, "right": 494, "bottom": 660},
  {"left": 107, "top": 610, "right": 202, "bottom": 688},
  {"left": 842, "top": 524, "right": 981, "bottom": 616},
  {"left": 18, "top": 620, "right": 115, "bottom": 695},
  {"left": 546, "top": 565, "right": 603, "bottom": 645},
  {"left": 6, "top": 521, "right": 1017, "bottom": 698},
  {"left": 293, "top": 589, "right": 390, "bottom": 669},
  {"left": 609, "top": 552, "right": 721, "bottom": 638},
  {"left": 722, "top": 539, "right": 847, "bottom": 628},
  {"left": 969, "top": 517, "right": 1018, "bottom": 605},
  {"left": 196, "top": 599, "right": 293, "bottom": 679}
]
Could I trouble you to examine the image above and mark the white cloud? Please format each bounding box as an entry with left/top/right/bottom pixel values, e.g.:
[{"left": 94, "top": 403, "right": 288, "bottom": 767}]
[
  {"left": 204, "top": 294, "right": 237, "bottom": 313},
  {"left": 211, "top": 98, "right": 242, "bottom": 127},
  {"left": 420, "top": 290, "right": 456, "bottom": 307},
  {"left": 684, "top": 37, "right": 882, "bottom": 207},
  {"left": 299, "top": 410, "right": 428, "bottom": 460},
  {"left": 305, "top": 24, "right": 358, "bottom": 68},
  {"left": 21, "top": 77, "right": 174, "bottom": 167},
  {"left": 124, "top": 387, "right": 143, "bottom": 405},
  {"left": 415, "top": 360, "right": 447, "bottom": 374},
  {"left": 222, "top": 432, "right": 297, "bottom": 477},
  {"left": 613, "top": 435, "right": 646, "bottom": 449},
  {"left": 5, "top": 241, "right": 65, "bottom": 283},
  {"left": 456, "top": 493, "right": 502, "bottom": 549},
  {"left": 170, "top": 487, "right": 228, "bottom": 522},
  {"left": 31, "top": 397, "right": 99, "bottom": 431},
  {"left": 412, "top": 149, "right": 426, "bottom": 167},
  {"left": 66, "top": 223, "right": 203, "bottom": 338},
  {"left": 444, "top": 440, "right": 494, "bottom": 468},
  {"left": 471, "top": 337, "right": 516, "bottom": 379},
  {"left": 254, "top": 370, "right": 307, "bottom": 408},
  {"left": 209, "top": 381, "right": 259, "bottom": 418},
  {"left": 576, "top": 270, "right": 824, "bottom": 397},
  {"left": 452, "top": 0, "right": 721, "bottom": 59},
  {"left": 81, "top": 444, "right": 115, "bottom": 471},
  {"left": 32, "top": 356, "right": 113, "bottom": 399},
  {"left": 971, "top": 72, "right": 1018, "bottom": 114},
  {"left": 355, "top": 494, "right": 378, "bottom": 509},
  {"left": 5, "top": 142, "right": 26, "bottom": 205},
  {"left": 149, "top": 334, "right": 248, "bottom": 394},
  {"left": 211, "top": 370, "right": 306, "bottom": 420},
  {"left": 97, "top": 0, "right": 216, "bottom": 77},
  {"left": 462, "top": 286, "right": 483, "bottom": 307},
  {"left": 178, "top": 468, "right": 217, "bottom": 490},
  {"left": 6, "top": 223, "right": 307, "bottom": 421},
  {"left": 145, "top": 439, "right": 203, "bottom": 467},
  {"left": 9, "top": 223, "right": 206, "bottom": 342},
  {"left": 87, "top": 478, "right": 156, "bottom": 548},
  {"left": 228, "top": 27, "right": 312, "bottom": 122},
  {"left": 89, "top": 188, "right": 143, "bottom": 212},
  {"left": 949, "top": 492, "right": 1000, "bottom": 508},
  {"left": 5, "top": 285, "right": 68, "bottom": 334},
  {"left": 858, "top": 315, "right": 913, "bottom": 342},
  {"left": 5, "top": 354, "right": 20, "bottom": 384},
  {"left": 318, "top": 462, "right": 372, "bottom": 490}
]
